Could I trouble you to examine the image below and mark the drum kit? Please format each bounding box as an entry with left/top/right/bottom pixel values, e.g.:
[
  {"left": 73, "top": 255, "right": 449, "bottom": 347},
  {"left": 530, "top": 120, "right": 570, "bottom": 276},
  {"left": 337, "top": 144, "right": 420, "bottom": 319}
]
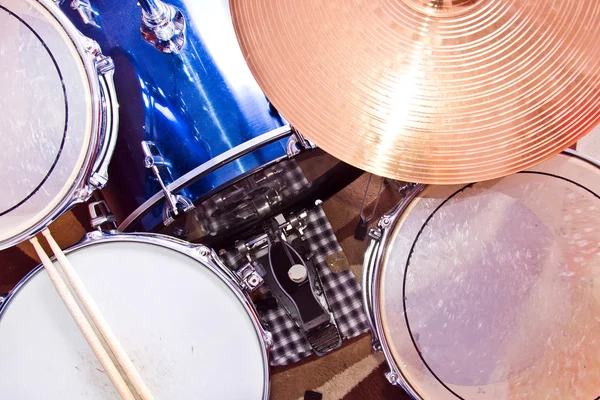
[{"left": 0, "top": 0, "right": 599, "bottom": 398}]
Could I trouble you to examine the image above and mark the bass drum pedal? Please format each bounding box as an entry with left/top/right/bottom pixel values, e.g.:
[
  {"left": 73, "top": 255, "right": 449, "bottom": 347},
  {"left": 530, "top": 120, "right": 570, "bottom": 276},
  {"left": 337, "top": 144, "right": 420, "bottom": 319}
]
[{"left": 236, "top": 211, "right": 342, "bottom": 356}]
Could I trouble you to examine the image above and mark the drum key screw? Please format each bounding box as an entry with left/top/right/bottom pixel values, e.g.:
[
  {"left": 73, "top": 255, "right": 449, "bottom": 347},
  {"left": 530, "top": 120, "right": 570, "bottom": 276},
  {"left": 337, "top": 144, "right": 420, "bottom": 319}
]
[
  {"left": 263, "top": 331, "right": 274, "bottom": 347},
  {"left": 87, "top": 230, "right": 103, "bottom": 240},
  {"left": 75, "top": 187, "right": 93, "bottom": 202},
  {"left": 198, "top": 248, "right": 211, "bottom": 257},
  {"left": 385, "top": 371, "right": 399, "bottom": 385},
  {"left": 82, "top": 38, "right": 101, "bottom": 56}
]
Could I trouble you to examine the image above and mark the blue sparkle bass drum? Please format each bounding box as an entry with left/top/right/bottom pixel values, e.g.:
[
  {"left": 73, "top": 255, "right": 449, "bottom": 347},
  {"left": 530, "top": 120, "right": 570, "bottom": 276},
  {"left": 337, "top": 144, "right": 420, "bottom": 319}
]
[{"left": 58, "top": 0, "right": 308, "bottom": 233}]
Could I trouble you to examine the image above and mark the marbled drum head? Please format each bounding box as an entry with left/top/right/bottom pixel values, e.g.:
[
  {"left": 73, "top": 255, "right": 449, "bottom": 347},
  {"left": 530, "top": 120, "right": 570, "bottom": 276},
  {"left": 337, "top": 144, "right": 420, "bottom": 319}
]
[
  {"left": 0, "top": 0, "right": 93, "bottom": 247},
  {"left": 378, "top": 152, "right": 600, "bottom": 399}
]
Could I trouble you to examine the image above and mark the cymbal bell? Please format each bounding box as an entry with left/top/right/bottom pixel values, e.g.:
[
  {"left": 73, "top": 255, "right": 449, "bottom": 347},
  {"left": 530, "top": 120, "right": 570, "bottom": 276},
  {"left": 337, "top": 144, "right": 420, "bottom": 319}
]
[{"left": 231, "top": 0, "right": 600, "bottom": 184}]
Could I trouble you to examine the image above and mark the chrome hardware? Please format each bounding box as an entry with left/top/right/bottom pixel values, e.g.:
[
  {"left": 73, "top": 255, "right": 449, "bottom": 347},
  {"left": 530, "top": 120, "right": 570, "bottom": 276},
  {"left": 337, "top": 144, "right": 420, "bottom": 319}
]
[
  {"left": 361, "top": 183, "right": 431, "bottom": 400},
  {"left": 236, "top": 264, "right": 264, "bottom": 293},
  {"left": 0, "top": 293, "right": 6, "bottom": 308},
  {"left": 205, "top": 166, "right": 285, "bottom": 232},
  {"left": 94, "top": 54, "right": 115, "bottom": 75},
  {"left": 82, "top": 37, "right": 101, "bottom": 55},
  {"left": 234, "top": 211, "right": 308, "bottom": 259},
  {"left": 88, "top": 172, "right": 108, "bottom": 189},
  {"left": 119, "top": 125, "right": 295, "bottom": 231},
  {"left": 385, "top": 371, "right": 400, "bottom": 385},
  {"left": 74, "top": 186, "right": 94, "bottom": 202},
  {"left": 275, "top": 210, "right": 308, "bottom": 240},
  {"left": 70, "top": 0, "right": 100, "bottom": 27},
  {"left": 368, "top": 226, "right": 382, "bottom": 241},
  {"left": 236, "top": 234, "right": 269, "bottom": 264},
  {"left": 262, "top": 331, "right": 273, "bottom": 348},
  {"left": 141, "top": 140, "right": 195, "bottom": 225},
  {"left": 88, "top": 201, "right": 117, "bottom": 231},
  {"left": 286, "top": 128, "right": 315, "bottom": 157},
  {"left": 385, "top": 180, "right": 420, "bottom": 197},
  {"left": 139, "top": 0, "right": 186, "bottom": 53},
  {"left": 161, "top": 195, "right": 194, "bottom": 226},
  {"left": 89, "top": 53, "right": 118, "bottom": 192},
  {"left": 235, "top": 209, "right": 342, "bottom": 356}
]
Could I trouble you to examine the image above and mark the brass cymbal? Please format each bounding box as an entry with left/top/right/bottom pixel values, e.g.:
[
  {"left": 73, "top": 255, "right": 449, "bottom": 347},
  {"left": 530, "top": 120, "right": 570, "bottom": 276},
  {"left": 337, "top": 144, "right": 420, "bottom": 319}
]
[{"left": 231, "top": 0, "right": 600, "bottom": 184}]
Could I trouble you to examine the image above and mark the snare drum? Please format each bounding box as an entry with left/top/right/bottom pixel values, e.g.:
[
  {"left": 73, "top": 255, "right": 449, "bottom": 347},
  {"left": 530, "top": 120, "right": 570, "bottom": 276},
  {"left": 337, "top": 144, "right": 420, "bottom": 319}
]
[
  {"left": 363, "top": 151, "right": 600, "bottom": 399},
  {"left": 57, "top": 0, "right": 292, "bottom": 232},
  {"left": 0, "top": 232, "right": 271, "bottom": 399},
  {"left": 0, "top": 0, "right": 118, "bottom": 249}
]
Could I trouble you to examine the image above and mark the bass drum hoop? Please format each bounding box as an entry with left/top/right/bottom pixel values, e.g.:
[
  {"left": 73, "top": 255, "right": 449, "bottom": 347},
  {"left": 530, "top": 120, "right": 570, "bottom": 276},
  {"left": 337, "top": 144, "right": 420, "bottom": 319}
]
[
  {"left": 0, "top": 231, "right": 271, "bottom": 400},
  {"left": 117, "top": 125, "right": 298, "bottom": 232},
  {"left": 363, "top": 149, "right": 600, "bottom": 399}
]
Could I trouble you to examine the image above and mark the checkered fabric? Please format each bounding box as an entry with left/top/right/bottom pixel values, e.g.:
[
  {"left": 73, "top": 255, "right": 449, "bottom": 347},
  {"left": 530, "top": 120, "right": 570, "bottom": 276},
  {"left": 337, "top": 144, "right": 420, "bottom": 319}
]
[
  {"left": 197, "top": 159, "right": 309, "bottom": 236},
  {"left": 217, "top": 160, "right": 370, "bottom": 366}
]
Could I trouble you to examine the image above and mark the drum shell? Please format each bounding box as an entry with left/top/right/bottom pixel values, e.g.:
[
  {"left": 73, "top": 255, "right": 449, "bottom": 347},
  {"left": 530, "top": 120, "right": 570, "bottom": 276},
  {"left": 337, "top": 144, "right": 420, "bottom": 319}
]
[{"left": 59, "top": 0, "right": 288, "bottom": 230}]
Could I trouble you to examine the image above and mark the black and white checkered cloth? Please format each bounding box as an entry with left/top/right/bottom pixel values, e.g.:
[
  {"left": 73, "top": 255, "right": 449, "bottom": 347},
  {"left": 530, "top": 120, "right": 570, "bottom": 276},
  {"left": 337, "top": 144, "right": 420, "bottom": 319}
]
[{"left": 215, "top": 160, "right": 370, "bottom": 366}]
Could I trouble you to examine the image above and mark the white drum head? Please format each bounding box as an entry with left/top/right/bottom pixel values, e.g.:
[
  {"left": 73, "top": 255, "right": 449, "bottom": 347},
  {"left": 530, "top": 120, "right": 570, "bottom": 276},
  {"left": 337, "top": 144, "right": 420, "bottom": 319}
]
[
  {"left": 0, "top": 0, "right": 94, "bottom": 247},
  {"left": 378, "top": 152, "right": 600, "bottom": 399},
  {"left": 0, "top": 237, "right": 268, "bottom": 399}
]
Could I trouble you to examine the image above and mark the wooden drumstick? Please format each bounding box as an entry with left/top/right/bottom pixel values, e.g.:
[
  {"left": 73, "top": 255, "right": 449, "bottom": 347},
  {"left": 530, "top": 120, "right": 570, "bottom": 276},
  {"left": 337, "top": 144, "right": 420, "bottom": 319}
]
[
  {"left": 42, "top": 229, "right": 155, "bottom": 400},
  {"left": 29, "top": 237, "right": 136, "bottom": 400}
]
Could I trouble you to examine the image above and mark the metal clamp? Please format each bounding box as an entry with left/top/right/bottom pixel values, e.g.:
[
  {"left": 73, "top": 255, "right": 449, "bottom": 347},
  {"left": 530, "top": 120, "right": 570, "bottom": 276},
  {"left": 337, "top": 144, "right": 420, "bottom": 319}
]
[
  {"left": 141, "top": 141, "right": 195, "bottom": 226},
  {"left": 94, "top": 54, "right": 115, "bottom": 76},
  {"left": 236, "top": 264, "right": 264, "bottom": 293},
  {"left": 88, "top": 200, "right": 117, "bottom": 231},
  {"left": 139, "top": 0, "right": 186, "bottom": 53},
  {"left": 273, "top": 210, "right": 309, "bottom": 240},
  {"left": 70, "top": 0, "right": 100, "bottom": 27},
  {"left": 286, "top": 128, "right": 316, "bottom": 157}
]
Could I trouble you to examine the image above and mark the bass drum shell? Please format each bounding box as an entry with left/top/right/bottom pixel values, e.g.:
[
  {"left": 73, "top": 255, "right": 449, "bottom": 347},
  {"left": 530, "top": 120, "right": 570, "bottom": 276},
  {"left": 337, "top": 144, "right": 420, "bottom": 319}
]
[
  {"left": 364, "top": 150, "right": 600, "bottom": 399},
  {"left": 0, "top": 233, "right": 270, "bottom": 399},
  {"left": 59, "top": 0, "right": 289, "bottom": 231}
]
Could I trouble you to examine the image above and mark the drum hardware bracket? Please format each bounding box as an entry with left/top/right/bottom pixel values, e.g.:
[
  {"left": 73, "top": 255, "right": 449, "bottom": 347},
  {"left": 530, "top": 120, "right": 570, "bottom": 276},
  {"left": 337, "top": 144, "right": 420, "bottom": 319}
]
[
  {"left": 94, "top": 54, "right": 115, "bottom": 76},
  {"left": 384, "top": 371, "right": 400, "bottom": 386},
  {"left": 273, "top": 210, "right": 309, "bottom": 240},
  {"left": 234, "top": 210, "right": 342, "bottom": 356},
  {"left": 82, "top": 37, "right": 116, "bottom": 77},
  {"left": 286, "top": 128, "right": 316, "bottom": 157},
  {"left": 355, "top": 174, "right": 385, "bottom": 241},
  {"left": 141, "top": 141, "right": 195, "bottom": 225},
  {"left": 139, "top": 0, "right": 186, "bottom": 54},
  {"left": 119, "top": 125, "right": 296, "bottom": 231},
  {"left": 236, "top": 264, "right": 264, "bottom": 293},
  {"left": 88, "top": 201, "right": 117, "bottom": 231},
  {"left": 162, "top": 195, "right": 194, "bottom": 226},
  {"left": 368, "top": 226, "right": 383, "bottom": 241},
  {"left": 70, "top": 0, "right": 100, "bottom": 28}
]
